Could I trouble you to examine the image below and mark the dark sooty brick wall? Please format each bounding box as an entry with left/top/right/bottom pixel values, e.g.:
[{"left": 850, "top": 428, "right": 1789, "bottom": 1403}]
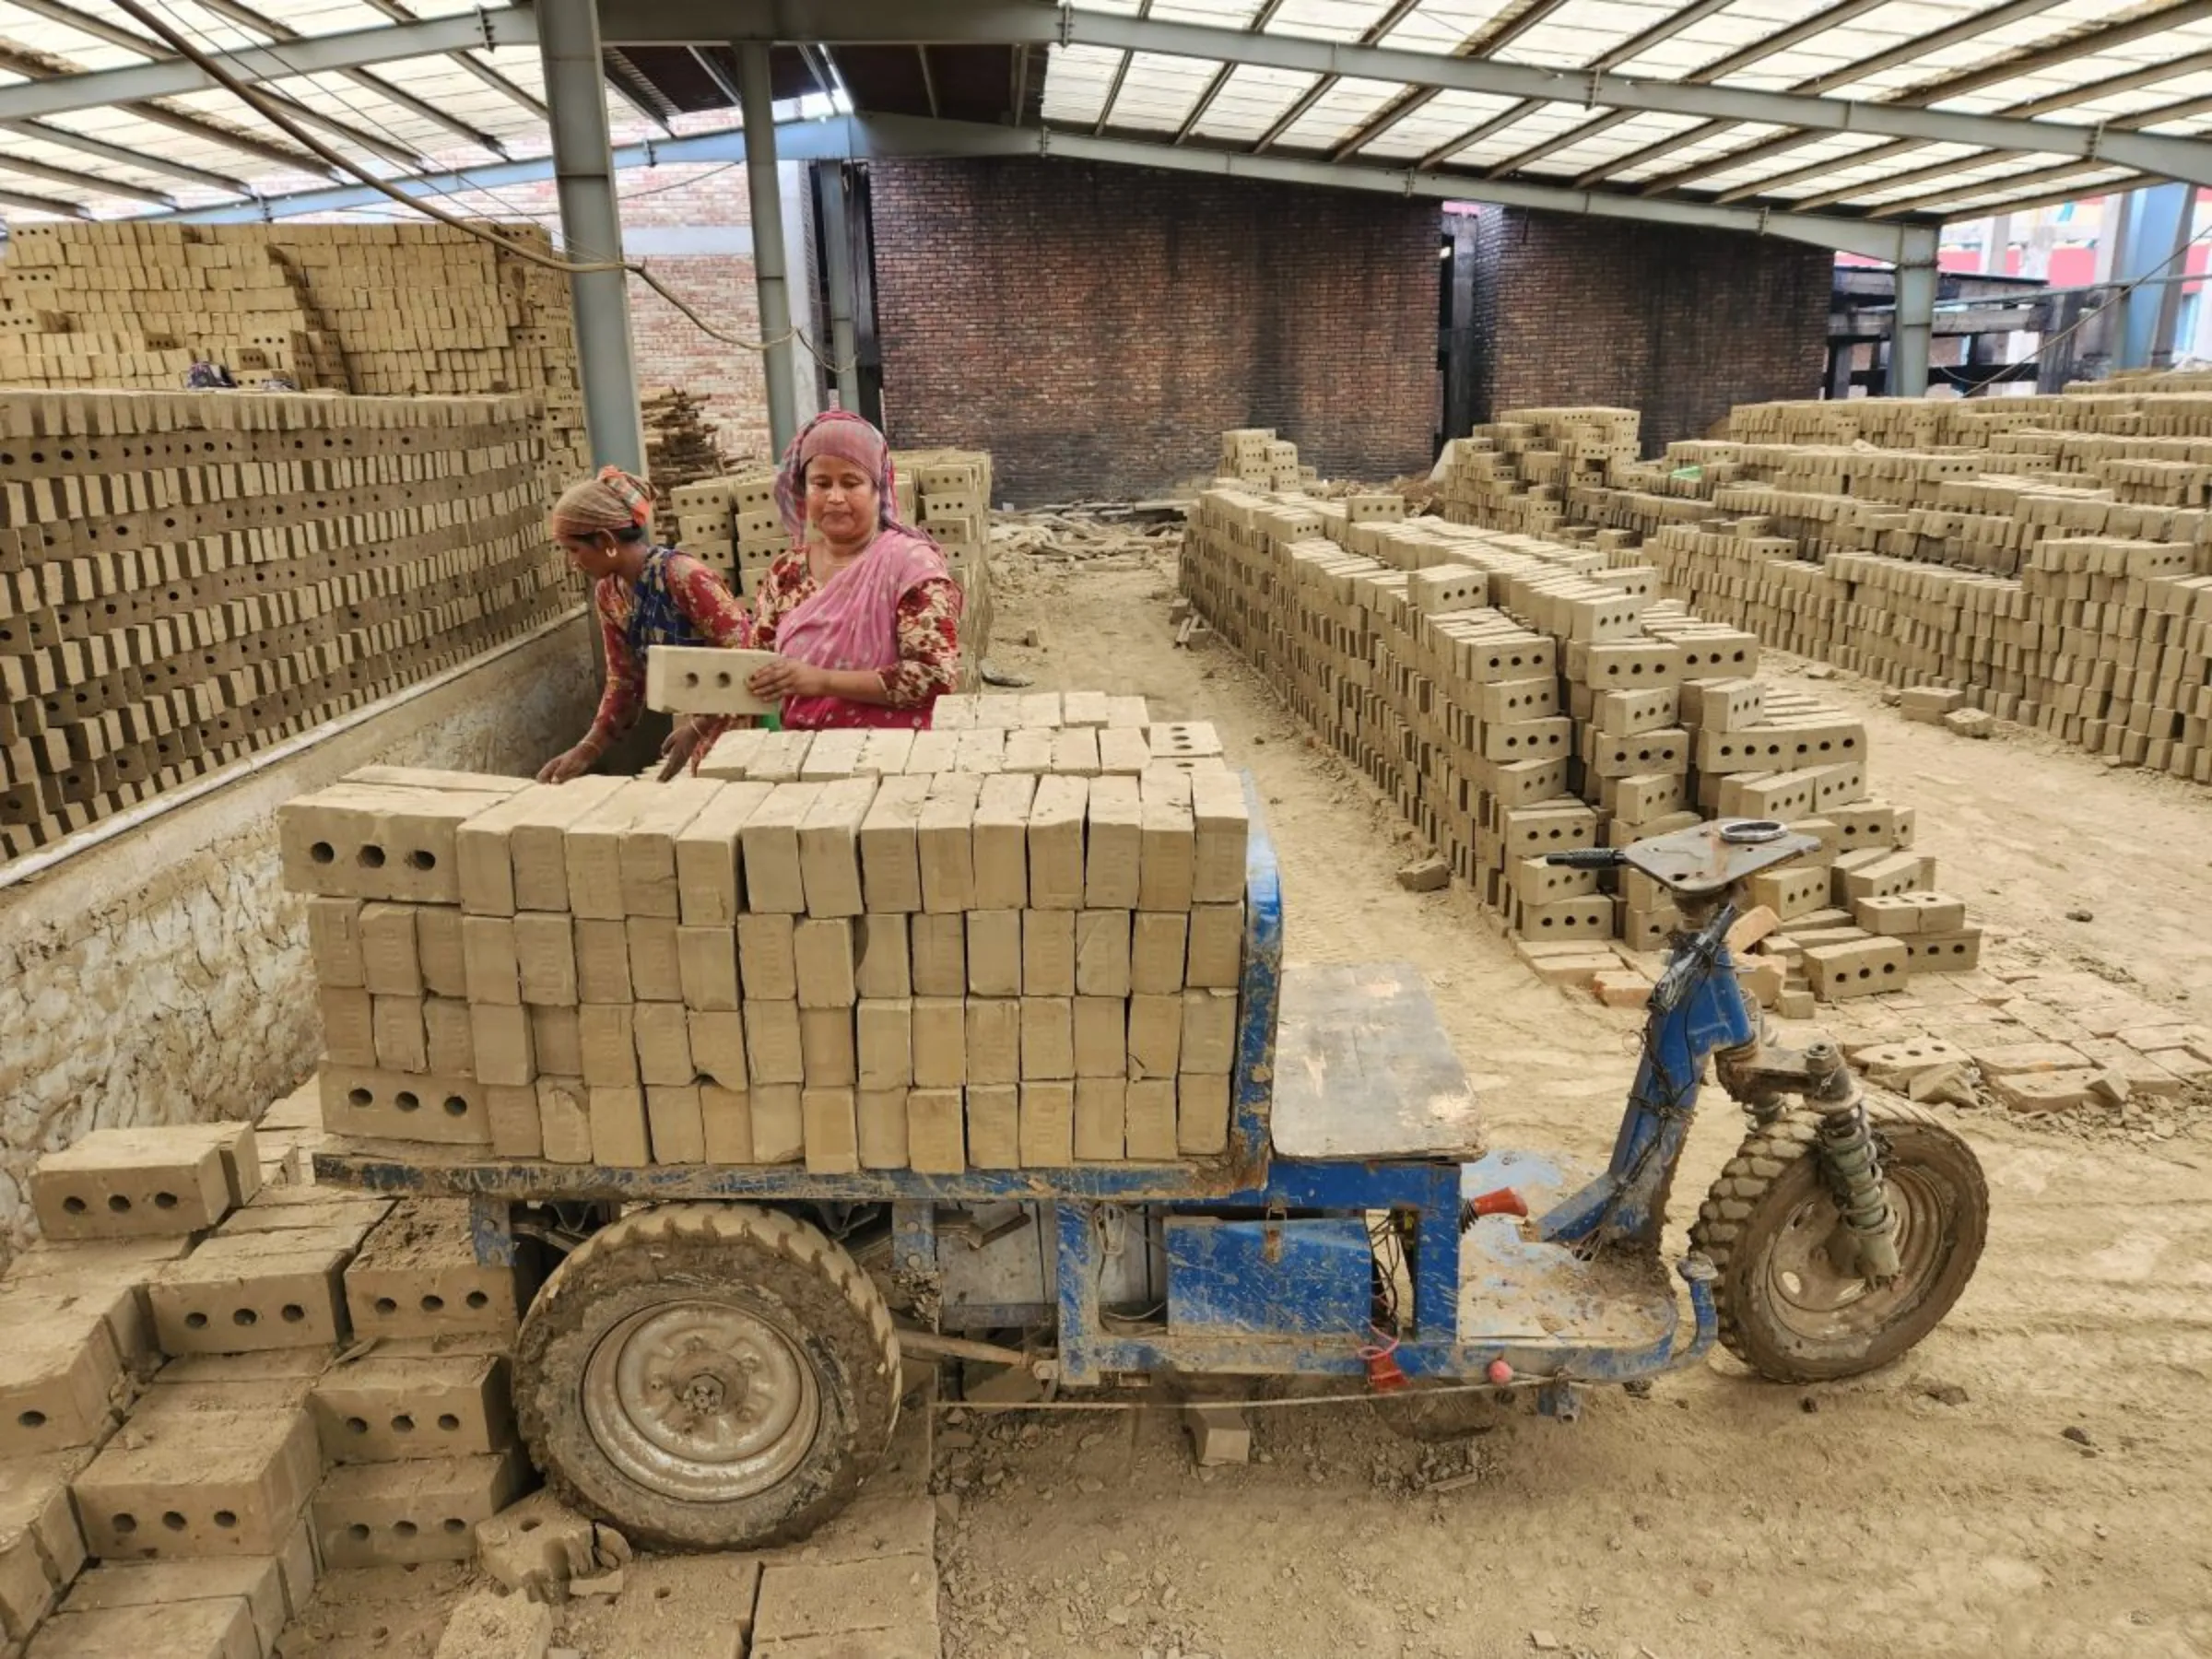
[
  {"left": 868, "top": 159, "right": 1441, "bottom": 503},
  {"left": 1463, "top": 206, "right": 1831, "bottom": 452}
]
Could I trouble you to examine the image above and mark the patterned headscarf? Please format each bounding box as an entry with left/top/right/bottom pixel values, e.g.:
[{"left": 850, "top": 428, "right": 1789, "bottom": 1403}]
[
  {"left": 183, "top": 361, "right": 235, "bottom": 390},
  {"left": 773, "top": 410, "right": 917, "bottom": 541},
  {"left": 549, "top": 465, "right": 655, "bottom": 540}
]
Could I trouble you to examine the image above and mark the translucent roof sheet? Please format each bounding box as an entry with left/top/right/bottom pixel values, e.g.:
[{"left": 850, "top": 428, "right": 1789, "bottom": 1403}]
[
  {"left": 0, "top": 0, "right": 601, "bottom": 218},
  {"left": 1060, "top": 0, "right": 2212, "bottom": 222},
  {"left": 6, "top": 0, "right": 2212, "bottom": 229}
]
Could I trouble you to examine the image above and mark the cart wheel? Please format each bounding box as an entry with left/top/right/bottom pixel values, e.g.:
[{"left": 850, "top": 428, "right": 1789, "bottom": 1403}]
[
  {"left": 1690, "top": 1098, "right": 1986, "bottom": 1384},
  {"left": 513, "top": 1203, "right": 900, "bottom": 1550}
]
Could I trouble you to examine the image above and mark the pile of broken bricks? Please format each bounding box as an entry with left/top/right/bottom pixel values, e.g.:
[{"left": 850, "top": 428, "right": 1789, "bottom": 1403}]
[
  {"left": 1894, "top": 686, "right": 1997, "bottom": 741},
  {"left": 454, "top": 1371, "right": 944, "bottom": 1659},
  {"left": 1753, "top": 955, "right": 2206, "bottom": 1130}
]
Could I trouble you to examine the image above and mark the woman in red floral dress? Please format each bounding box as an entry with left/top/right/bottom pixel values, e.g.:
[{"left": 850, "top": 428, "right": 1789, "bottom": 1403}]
[
  {"left": 536, "top": 465, "right": 751, "bottom": 782},
  {"left": 745, "top": 413, "right": 961, "bottom": 730}
]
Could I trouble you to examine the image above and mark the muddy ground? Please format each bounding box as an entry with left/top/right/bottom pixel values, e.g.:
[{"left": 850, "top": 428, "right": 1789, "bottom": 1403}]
[{"left": 930, "top": 540, "right": 2212, "bottom": 1659}]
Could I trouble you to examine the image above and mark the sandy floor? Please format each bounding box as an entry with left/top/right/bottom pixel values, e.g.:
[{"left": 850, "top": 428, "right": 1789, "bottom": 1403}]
[{"left": 928, "top": 542, "right": 2212, "bottom": 1659}]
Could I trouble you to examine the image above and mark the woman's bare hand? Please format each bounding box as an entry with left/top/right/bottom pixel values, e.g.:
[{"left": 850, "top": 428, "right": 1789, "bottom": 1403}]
[
  {"left": 536, "top": 744, "right": 597, "bottom": 784},
  {"left": 747, "top": 659, "right": 830, "bottom": 700}
]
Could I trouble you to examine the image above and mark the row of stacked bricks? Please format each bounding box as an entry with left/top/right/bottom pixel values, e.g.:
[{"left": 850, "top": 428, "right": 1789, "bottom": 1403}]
[
  {"left": 278, "top": 694, "right": 1252, "bottom": 1177},
  {"left": 0, "top": 1086, "right": 537, "bottom": 1657},
  {"left": 1184, "top": 433, "right": 1976, "bottom": 1011},
  {"left": 1435, "top": 383, "right": 2212, "bottom": 783},
  {"left": 0, "top": 389, "right": 573, "bottom": 864},
  {"left": 666, "top": 448, "right": 996, "bottom": 684},
  {"left": 0, "top": 221, "right": 589, "bottom": 494}
]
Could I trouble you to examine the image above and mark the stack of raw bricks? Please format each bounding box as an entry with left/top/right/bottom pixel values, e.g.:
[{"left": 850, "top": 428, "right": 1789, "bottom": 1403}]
[
  {"left": 0, "top": 388, "right": 573, "bottom": 865},
  {"left": 277, "top": 700, "right": 1251, "bottom": 1175},
  {"left": 665, "top": 447, "right": 995, "bottom": 685},
  {"left": 0, "top": 1088, "right": 538, "bottom": 1656},
  {"left": 1434, "top": 380, "right": 2212, "bottom": 783},
  {"left": 0, "top": 220, "right": 590, "bottom": 492},
  {"left": 1185, "top": 435, "right": 1978, "bottom": 1013}
]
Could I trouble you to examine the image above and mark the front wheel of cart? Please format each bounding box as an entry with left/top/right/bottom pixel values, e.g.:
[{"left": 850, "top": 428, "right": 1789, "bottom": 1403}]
[{"left": 513, "top": 1202, "right": 900, "bottom": 1550}]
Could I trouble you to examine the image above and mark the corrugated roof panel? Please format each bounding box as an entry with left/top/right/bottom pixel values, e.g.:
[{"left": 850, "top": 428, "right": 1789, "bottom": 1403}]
[
  {"left": 1450, "top": 97, "right": 1609, "bottom": 164},
  {"left": 1267, "top": 0, "right": 1402, "bottom": 42},
  {"left": 1266, "top": 73, "right": 1409, "bottom": 146},
  {"left": 1152, "top": 0, "right": 1273, "bottom": 23},
  {"left": 1352, "top": 86, "right": 1522, "bottom": 154},
  {"left": 1606, "top": 119, "right": 1784, "bottom": 177},
  {"left": 1495, "top": 0, "right": 1686, "bottom": 68},
  {"left": 1104, "top": 50, "right": 1227, "bottom": 129},
  {"left": 1375, "top": 1, "right": 1522, "bottom": 53},
  {"left": 1524, "top": 109, "right": 1707, "bottom": 170},
  {"left": 1041, "top": 42, "right": 1124, "bottom": 125},
  {"left": 1190, "top": 63, "right": 1323, "bottom": 138}
]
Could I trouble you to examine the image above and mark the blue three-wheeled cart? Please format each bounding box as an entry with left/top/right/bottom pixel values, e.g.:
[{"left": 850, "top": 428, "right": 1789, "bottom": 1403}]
[{"left": 317, "top": 788, "right": 1988, "bottom": 1548}]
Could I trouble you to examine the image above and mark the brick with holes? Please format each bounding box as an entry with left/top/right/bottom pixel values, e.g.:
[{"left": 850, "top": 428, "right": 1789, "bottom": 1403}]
[
  {"left": 340, "top": 1201, "right": 531, "bottom": 1343},
  {"left": 310, "top": 1340, "right": 514, "bottom": 1464}
]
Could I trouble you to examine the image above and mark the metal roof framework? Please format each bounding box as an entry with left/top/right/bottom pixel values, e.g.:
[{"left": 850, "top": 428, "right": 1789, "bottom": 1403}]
[{"left": 0, "top": 0, "right": 2205, "bottom": 232}]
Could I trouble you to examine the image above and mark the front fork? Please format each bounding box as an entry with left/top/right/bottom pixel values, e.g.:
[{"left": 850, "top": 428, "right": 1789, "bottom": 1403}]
[
  {"left": 1717, "top": 1031, "right": 1902, "bottom": 1281},
  {"left": 1535, "top": 888, "right": 1902, "bottom": 1281}
]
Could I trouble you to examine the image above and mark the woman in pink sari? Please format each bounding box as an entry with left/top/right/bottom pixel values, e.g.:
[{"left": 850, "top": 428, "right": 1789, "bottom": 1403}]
[{"left": 746, "top": 412, "right": 962, "bottom": 729}]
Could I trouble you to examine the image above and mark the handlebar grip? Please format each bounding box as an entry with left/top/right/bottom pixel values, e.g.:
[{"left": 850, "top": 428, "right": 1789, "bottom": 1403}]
[{"left": 1543, "top": 848, "right": 1626, "bottom": 869}]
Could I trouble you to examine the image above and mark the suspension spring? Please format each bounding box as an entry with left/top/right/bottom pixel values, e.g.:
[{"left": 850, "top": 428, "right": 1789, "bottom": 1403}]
[{"left": 1816, "top": 1098, "right": 1901, "bottom": 1281}]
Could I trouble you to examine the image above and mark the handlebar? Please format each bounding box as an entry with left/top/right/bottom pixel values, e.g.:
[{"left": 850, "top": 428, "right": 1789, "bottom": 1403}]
[{"left": 1543, "top": 847, "right": 1626, "bottom": 869}]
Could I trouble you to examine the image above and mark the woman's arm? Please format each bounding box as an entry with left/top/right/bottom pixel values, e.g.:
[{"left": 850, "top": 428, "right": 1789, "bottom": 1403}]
[{"left": 539, "top": 591, "right": 640, "bottom": 781}]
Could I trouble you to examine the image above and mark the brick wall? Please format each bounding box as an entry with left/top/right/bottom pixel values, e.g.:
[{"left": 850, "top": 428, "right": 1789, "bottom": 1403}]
[
  {"left": 867, "top": 159, "right": 1441, "bottom": 504},
  {"left": 1462, "top": 206, "right": 1831, "bottom": 452}
]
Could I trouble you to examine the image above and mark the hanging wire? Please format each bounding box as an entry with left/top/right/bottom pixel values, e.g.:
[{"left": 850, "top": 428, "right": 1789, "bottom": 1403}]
[
  {"left": 1948, "top": 218, "right": 2212, "bottom": 397},
  {"left": 111, "top": 0, "right": 857, "bottom": 375}
]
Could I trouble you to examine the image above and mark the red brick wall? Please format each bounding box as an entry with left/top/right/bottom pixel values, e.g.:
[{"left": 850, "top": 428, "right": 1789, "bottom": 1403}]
[
  {"left": 1462, "top": 206, "right": 1830, "bottom": 452},
  {"left": 866, "top": 159, "right": 1441, "bottom": 504}
]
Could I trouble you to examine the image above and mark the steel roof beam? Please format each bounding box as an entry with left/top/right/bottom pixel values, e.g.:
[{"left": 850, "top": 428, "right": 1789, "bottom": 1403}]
[
  {"left": 1872, "top": 161, "right": 2137, "bottom": 218},
  {"left": 0, "top": 117, "right": 254, "bottom": 193},
  {"left": 352, "top": 0, "right": 548, "bottom": 120},
  {"left": 0, "top": 147, "right": 172, "bottom": 205},
  {"left": 0, "top": 10, "right": 537, "bottom": 122},
  {"left": 597, "top": 3, "right": 2212, "bottom": 187},
  {"left": 1712, "top": 53, "right": 2212, "bottom": 209},
  {"left": 181, "top": 0, "right": 510, "bottom": 158},
  {"left": 1630, "top": 0, "right": 2212, "bottom": 198},
  {"left": 836, "top": 111, "right": 1931, "bottom": 262},
  {"left": 0, "top": 182, "right": 89, "bottom": 217},
  {"left": 1174, "top": 0, "right": 1289, "bottom": 144},
  {"left": 147, "top": 105, "right": 1937, "bottom": 264},
  {"left": 148, "top": 115, "right": 841, "bottom": 221},
  {"left": 1088, "top": 0, "right": 1149, "bottom": 138}
]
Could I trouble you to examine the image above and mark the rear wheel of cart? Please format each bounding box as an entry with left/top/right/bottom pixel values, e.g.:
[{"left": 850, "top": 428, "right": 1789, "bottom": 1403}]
[{"left": 513, "top": 1202, "right": 900, "bottom": 1549}]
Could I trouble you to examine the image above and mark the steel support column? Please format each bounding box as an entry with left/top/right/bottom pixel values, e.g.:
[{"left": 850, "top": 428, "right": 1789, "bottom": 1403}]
[
  {"left": 740, "top": 41, "right": 800, "bottom": 453},
  {"left": 540, "top": 0, "right": 642, "bottom": 475},
  {"left": 2116, "top": 182, "right": 2194, "bottom": 369},
  {"left": 817, "top": 163, "right": 864, "bottom": 411},
  {"left": 1892, "top": 229, "right": 1938, "bottom": 397}
]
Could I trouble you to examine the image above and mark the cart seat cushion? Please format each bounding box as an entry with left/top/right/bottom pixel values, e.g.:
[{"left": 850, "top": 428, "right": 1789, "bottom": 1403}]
[{"left": 1268, "top": 961, "right": 1486, "bottom": 1161}]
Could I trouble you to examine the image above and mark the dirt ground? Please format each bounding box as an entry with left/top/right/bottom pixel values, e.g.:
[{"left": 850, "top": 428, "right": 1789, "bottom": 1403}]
[{"left": 931, "top": 542, "right": 2212, "bottom": 1659}]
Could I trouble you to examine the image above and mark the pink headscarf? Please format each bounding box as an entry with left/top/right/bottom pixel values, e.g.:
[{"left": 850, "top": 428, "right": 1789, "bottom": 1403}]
[{"left": 773, "top": 410, "right": 927, "bottom": 544}]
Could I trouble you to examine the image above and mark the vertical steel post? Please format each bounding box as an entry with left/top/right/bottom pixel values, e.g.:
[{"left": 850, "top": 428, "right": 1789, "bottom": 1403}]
[
  {"left": 538, "top": 0, "right": 641, "bottom": 474},
  {"left": 1892, "top": 227, "right": 1938, "bottom": 397},
  {"left": 739, "top": 43, "right": 799, "bottom": 453},
  {"left": 818, "top": 163, "right": 864, "bottom": 411}
]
